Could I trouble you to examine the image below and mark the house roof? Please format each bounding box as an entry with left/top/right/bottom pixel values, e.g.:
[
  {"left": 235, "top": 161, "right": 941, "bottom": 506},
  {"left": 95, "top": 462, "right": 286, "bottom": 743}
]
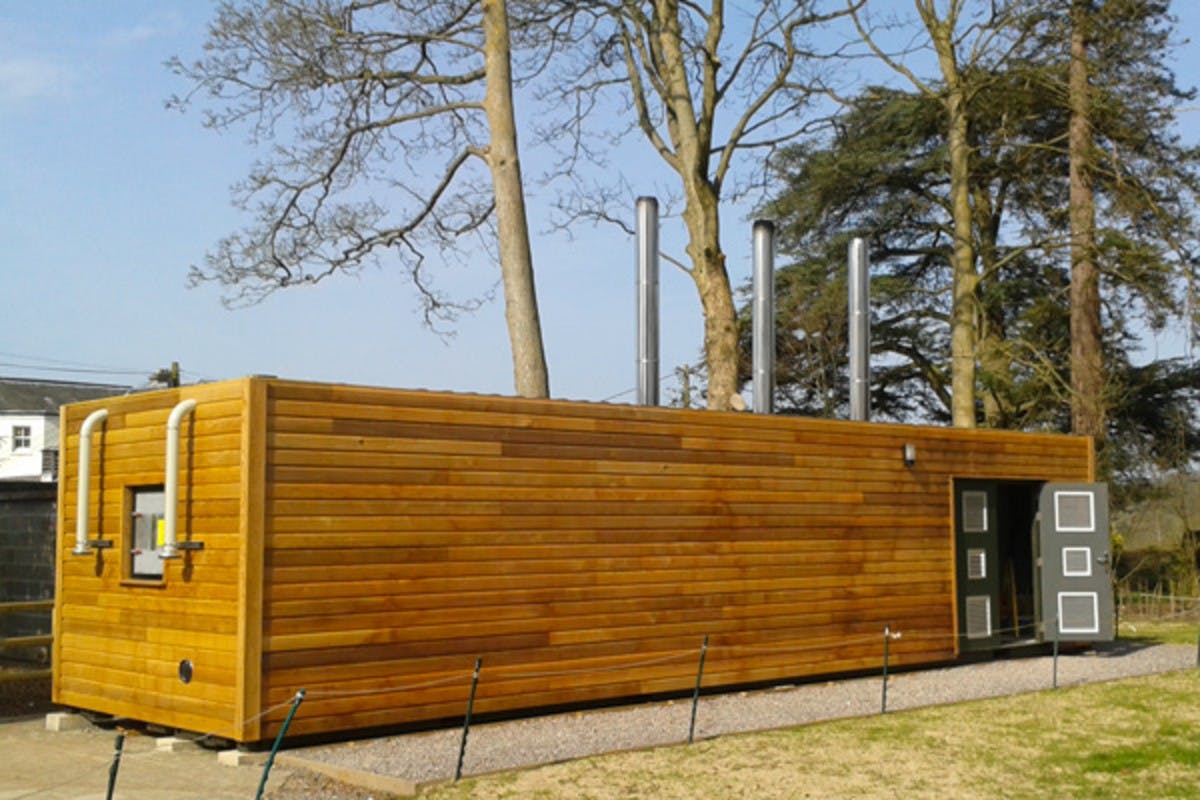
[{"left": 0, "top": 377, "right": 131, "bottom": 413}]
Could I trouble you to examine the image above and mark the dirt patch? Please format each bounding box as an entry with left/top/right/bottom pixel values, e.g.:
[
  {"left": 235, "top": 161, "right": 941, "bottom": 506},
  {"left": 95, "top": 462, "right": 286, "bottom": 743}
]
[
  {"left": 0, "top": 663, "right": 56, "bottom": 720},
  {"left": 266, "top": 769, "right": 403, "bottom": 799}
]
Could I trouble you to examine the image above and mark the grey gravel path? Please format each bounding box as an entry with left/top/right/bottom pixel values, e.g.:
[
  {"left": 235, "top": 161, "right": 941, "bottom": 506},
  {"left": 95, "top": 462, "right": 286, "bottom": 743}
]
[{"left": 295, "top": 641, "right": 1196, "bottom": 785}]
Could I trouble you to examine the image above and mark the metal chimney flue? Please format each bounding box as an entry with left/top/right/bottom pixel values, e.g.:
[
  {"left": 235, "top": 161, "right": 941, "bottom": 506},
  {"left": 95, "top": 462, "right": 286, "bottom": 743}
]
[
  {"left": 636, "top": 197, "right": 660, "bottom": 406},
  {"left": 848, "top": 237, "right": 870, "bottom": 421},
  {"left": 752, "top": 220, "right": 776, "bottom": 414}
]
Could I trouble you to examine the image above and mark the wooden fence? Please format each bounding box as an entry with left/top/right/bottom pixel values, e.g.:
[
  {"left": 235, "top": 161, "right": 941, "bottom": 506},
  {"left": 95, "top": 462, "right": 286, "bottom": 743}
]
[
  {"left": 1117, "top": 590, "right": 1200, "bottom": 621},
  {"left": 0, "top": 600, "right": 53, "bottom": 682}
]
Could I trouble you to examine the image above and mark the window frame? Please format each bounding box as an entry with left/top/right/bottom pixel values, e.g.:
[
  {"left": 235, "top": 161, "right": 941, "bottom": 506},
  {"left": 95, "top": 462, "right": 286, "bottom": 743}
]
[
  {"left": 125, "top": 484, "right": 168, "bottom": 584},
  {"left": 11, "top": 425, "right": 32, "bottom": 452}
]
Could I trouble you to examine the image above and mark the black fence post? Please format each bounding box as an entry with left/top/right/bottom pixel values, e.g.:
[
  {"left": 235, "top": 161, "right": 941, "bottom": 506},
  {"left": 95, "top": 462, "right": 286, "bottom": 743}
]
[
  {"left": 688, "top": 635, "right": 709, "bottom": 744},
  {"left": 881, "top": 626, "right": 891, "bottom": 714},
  {"left": 104, "top": 731, "right": 125, "bottom": 800},
  {"left": 256, "top": 688, "right": 306, "bottom": 800},
  {"left": 456, "top": 657, "right": 483, "bottom": 781},
  {"left": 1051, "top": 618, "right": 1059, "bottom": 690}
]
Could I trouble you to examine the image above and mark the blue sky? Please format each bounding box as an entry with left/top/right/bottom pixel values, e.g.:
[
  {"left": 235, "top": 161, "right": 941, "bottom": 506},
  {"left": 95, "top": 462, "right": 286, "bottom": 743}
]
[{"left": 1, "top": 2, "right": 1196, "bottom": 402}]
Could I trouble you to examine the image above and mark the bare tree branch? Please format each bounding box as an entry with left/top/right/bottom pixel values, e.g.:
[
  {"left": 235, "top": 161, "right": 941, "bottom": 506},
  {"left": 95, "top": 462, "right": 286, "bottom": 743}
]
[{"left": 173, "top": 0, "right": 550, "bottom": 395}]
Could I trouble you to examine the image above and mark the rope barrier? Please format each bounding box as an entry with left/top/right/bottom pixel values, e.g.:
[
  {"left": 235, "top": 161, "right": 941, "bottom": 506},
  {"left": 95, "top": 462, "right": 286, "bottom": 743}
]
[
  {"left": 45, "top": 610, "right": 1129, "bottom": 777},
  {"left": 296, "top": 670, "right": 475, "bottom": 701},
  {"left": 26, "top": 609, "right": 1153, "bottom": 797},
  {"left": 251, "top": 620, "right": 1066, "bottom": 720},
  {"left": 483, "top": 649, "right": 698, "bottom": 680}
]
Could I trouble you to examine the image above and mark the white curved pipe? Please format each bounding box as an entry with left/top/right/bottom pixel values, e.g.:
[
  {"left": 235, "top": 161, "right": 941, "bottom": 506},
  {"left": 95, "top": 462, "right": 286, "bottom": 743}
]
[
  {"left": 73, "top": 409, "right": 109, "bottom": 555},
  {"left": 161, "top": 399, "right": 197, "bottom": 559}
]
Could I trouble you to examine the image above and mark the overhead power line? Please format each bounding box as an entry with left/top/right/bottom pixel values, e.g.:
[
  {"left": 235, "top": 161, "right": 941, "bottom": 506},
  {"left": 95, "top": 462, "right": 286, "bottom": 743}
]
[
  {"left": 0, "top": 361, "right": 148, "bottom": 377},
  {"left": 0, "top": 349, "right": 150, "bottom": 375}
]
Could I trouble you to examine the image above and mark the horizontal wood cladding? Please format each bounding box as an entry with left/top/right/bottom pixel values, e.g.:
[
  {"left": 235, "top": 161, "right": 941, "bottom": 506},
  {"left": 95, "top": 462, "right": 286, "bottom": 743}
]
[
  {"left": 255, "top": 378, "right": 1090, "bottom": 740},
  {"left": 55, "top": 377, "right": 1093, "bottom": 743},
  {"left": 54, "top": 381, "right": 248, "bottom": 737}
]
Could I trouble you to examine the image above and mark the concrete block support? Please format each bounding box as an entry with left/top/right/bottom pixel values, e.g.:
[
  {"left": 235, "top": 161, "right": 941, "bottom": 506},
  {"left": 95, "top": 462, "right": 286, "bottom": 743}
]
[{"left": 45, "top": 712, "right": 89, "bottom": 732}]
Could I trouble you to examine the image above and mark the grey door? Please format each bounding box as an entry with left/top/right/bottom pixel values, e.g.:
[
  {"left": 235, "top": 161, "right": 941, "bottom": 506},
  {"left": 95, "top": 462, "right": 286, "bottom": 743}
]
[
  {"left": 955, "top": 481, "right": 1000, "bottom": 649},
  {"left": 1038, "top": 483, "right": 1114, "bottom": 642}
]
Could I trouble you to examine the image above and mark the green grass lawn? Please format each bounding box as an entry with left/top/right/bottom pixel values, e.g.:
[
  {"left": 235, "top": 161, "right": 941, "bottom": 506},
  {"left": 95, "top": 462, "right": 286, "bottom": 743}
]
[
  {"left": 1118, "top": 618, "right": 1200, "bottom": 646},
  {"left": 423, "top": 667, "right": 1200, "bottom": 799}
]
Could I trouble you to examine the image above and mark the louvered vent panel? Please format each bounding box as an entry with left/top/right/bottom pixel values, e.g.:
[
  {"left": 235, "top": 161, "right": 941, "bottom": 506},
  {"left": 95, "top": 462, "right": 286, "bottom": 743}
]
[
  {"left": 965, "top": 595, "right": 991, "bottom": 639},
  {"left": 1055, "top": 492, "right": 1094, "bottom": 531},
  {"left": 1059, "top": 593, "right": 1099, "bottom": 634},
  {"left": 963, "top": 491, "right": 988, "bottom": 532},
  {"left": 967, "top": 548, "right": 987, "bottom": 580},
  {"left": 1062, "top": 547, "right": 1091, "bottom": 577}
]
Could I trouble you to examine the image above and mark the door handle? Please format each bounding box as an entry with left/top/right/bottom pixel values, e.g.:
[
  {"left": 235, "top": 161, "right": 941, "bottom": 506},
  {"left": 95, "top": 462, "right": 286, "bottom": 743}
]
[{"left": 1096, "top": 551, "right": 1110, "bottom": 566}]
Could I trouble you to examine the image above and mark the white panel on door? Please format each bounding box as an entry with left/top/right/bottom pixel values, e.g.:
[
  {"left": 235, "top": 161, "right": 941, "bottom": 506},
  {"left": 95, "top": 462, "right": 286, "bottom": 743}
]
[
  {"left": 1062, "top": 547, "right": 1092, "bottom": 577},
  {"left": 963, "top": 491, "right": 989, "bottom": 533},
  {"left": 1054, "top": 491, "right": 1095, "bottom": 532},
  {"left": 966, "top": 595, "right": 992, "bottom": 639},
  {"left": 967, "top": 548, "right": 987, "bottom": 580},
  {"left": 1058, "top": 592, "right": 1100, "bottom": 634}
]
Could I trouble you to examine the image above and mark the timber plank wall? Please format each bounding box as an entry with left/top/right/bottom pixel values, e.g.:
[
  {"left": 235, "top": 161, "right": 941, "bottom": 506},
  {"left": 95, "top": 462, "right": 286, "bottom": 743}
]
[
  {"left": 54, "top": 380, "right": 249, "bottom": 737},
  {"left": 55, "top": 377, "right": 1092, "bottom": 743}
]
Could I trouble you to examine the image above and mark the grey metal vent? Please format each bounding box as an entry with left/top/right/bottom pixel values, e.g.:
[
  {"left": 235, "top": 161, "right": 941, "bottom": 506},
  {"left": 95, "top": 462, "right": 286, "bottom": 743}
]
[
  {"left": 1055, "top": 491, "right": 1094, "bottom": 532},
  {"left": 1058, "top": 592, "right": 1099, "bottom": 634},
  {"left": 1062, "top": 547, "right": 1092, "bottom": 577},
  {"left": 963, "top": 491, "right": 988, "bottom": 533},
  {"left": 965, "top": 595, "right": 991, "bottom": 639},
  {"left": 41, "top": 447, "right": 59, "bottom": 477},
  {"left": 967, "top": 548, "right": 987, "bottom": 580}
]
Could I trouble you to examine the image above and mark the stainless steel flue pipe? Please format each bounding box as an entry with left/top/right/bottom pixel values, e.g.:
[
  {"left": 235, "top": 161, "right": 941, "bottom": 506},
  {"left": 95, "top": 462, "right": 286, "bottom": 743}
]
[
  {"left": 848, "top": 237, "right": 870, "bottom": 421},
  {"left": 752, "top": 220, "right": 776, "bottom": 414},
  {"left": 636, "top": 197, "right": 660, "bottom": 407}
]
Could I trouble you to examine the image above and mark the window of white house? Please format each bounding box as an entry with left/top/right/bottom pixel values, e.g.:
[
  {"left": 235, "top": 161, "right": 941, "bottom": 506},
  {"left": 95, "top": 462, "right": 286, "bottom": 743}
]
[{"left": 11, "top": 426, "right": 32, "bottom": 451}]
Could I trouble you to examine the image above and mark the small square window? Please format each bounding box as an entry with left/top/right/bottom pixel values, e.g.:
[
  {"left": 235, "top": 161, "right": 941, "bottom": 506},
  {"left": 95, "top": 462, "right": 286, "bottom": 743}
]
[
  {"left": 129, "top": 486, "right": 166, "bottom": 581},
  {"left": 12, "top": 425, "right": 31, "bottom": 451}
]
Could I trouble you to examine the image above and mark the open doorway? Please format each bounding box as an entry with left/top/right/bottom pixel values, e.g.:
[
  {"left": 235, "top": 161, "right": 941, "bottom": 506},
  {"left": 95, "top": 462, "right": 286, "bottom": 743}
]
[{"left": 954, "top": 480, "right": 1042, "bottom": 650}]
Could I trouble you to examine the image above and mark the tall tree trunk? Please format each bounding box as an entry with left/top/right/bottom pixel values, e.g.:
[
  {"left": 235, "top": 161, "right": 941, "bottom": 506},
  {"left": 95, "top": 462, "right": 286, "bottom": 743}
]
[
  {"left": 1068, "top": 0, "right": 1105, "bottom": 445},
  {"left": 651, "top": 0, "right": 739, "bottom": 411},
  {"left": 681, "top": 177, "right": 739, "bottom": 411},
  {"left": 975, "top": 193, "right": 1010, "bottom": 429},
  {"left": 947, "top": 104, "right": 978, "bottom": 428},
  {"left": 928, "top": 13, "right": 978, "bottom": 428},
  {"left": 482, "top": 0, "right": 550, "bottom": 398}
]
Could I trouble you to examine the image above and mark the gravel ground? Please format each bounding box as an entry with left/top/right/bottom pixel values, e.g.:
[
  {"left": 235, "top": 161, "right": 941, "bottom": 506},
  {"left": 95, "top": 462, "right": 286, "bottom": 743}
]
[{"left": 295, "top": 640, "right": 1196, "bottom": 787}]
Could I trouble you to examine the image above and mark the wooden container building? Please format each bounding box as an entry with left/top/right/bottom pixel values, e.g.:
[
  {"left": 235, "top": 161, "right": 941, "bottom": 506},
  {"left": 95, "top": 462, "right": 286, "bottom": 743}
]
[{"left": 53, "top": 377, "right": 1112, "bottom": 743}]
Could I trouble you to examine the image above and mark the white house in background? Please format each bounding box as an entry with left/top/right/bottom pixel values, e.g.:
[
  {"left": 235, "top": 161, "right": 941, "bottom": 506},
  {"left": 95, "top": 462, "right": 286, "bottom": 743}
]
[{"left": 0, "top": 378, "right": 129, "bottom": 482}]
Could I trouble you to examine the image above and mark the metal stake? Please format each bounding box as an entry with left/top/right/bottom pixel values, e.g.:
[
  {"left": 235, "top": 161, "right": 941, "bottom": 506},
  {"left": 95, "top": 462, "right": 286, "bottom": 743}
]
[
  {"left": 1052, "top": 619, "right": 1060, "bottom": 690},
  {"left": 456, "top": 657, "right": 483, "bottom": 781},
  {"left": 104, "top": 732, "right": 125, "bottom": 800},
  {"left": 1195, "top": 626, "right": 1199, "bottom": 668},
  {"left": 688, "top": 635, "right": 709, "bottom": 744},
  {"left": 881, "top": 626, "right": 890, "bottom": 714},
  {"left": 256, "top": 688, "right": 306, "bottom": 800}
]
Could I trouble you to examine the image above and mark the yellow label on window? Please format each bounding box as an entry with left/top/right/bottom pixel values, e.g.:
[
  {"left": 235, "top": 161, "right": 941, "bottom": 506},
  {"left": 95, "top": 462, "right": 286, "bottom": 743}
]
[{"left": 156, "top": 519, "right": 166, "bottom": 548}]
